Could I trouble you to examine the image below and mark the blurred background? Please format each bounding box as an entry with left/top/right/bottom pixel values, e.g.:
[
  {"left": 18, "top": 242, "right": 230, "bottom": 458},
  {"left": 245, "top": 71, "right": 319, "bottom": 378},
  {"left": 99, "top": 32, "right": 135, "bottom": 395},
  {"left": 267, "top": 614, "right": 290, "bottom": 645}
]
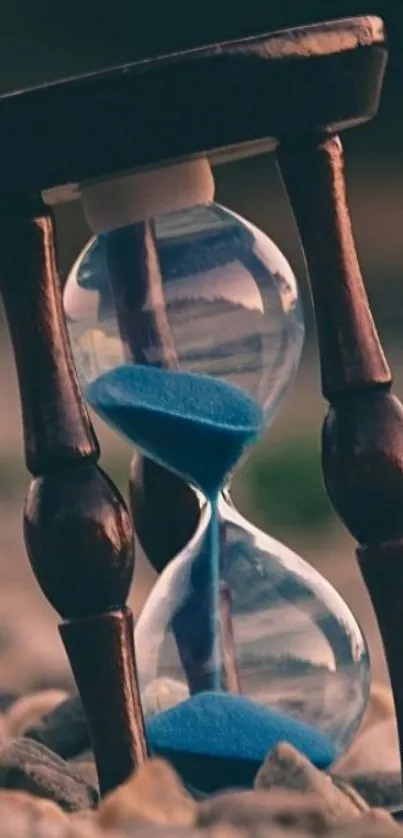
[{"left": 0, "top": 0, "right": 401, "bottom": 711}]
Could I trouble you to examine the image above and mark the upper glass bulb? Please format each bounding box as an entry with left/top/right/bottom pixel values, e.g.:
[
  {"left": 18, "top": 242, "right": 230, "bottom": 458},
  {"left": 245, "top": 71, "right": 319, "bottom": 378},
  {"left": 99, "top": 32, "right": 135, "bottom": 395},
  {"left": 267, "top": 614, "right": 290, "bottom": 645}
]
[
  {"left": 64, "top": 161, "right": 304, "bottom": 494},
  {"left": 65, "top": 202, "right": 304, "bottom": 416}
]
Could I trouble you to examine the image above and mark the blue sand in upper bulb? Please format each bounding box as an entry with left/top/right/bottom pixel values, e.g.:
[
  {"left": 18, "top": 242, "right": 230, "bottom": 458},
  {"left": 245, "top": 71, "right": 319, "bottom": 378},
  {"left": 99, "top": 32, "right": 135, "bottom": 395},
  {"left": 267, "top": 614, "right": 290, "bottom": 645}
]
[
  {"left": 146, "top": 691, "right": 337, "bottom": 794},
  {"left": 86, "top": 364, "right": 264, "bottom": 496}
]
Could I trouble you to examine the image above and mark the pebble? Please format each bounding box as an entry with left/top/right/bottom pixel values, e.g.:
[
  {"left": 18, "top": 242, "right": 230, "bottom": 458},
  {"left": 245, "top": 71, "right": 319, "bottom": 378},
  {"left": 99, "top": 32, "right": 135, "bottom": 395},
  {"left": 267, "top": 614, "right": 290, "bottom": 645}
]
[
  {"left": 98, "top": 758, "right": 196, "bottom": 829},
  {"left": 25, "top": 694, "right": 90, "bottom": 760},
  {"left": 0, "top": 737, "right": 98, "bottom": 812},
  {"left": 255, "top": 742, "right": 367, "bottom": 823},
  {"left": 6, "top": 689, "right": 68, "bottom": 738}
]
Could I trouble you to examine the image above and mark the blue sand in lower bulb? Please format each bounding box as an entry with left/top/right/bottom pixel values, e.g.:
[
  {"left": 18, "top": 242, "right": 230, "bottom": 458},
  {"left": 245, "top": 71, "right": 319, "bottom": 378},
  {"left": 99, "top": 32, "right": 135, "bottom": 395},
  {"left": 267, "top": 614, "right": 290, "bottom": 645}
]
[{"left": 146, "top": 691, "right": 337, "bottom": 794}]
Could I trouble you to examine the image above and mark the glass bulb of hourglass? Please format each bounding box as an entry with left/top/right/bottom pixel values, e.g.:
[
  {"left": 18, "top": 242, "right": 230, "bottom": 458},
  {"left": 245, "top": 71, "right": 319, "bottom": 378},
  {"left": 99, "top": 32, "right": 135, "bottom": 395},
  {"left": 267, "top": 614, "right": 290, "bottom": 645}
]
[
  {"left": 63, "top": 159, "right": 369, "bottom": 792},
  {"left": 135, "top": 495, "right": 370, "bottom": 793},
  {"left": 64, "top": 165, "right": 304, "bottom": 490}
]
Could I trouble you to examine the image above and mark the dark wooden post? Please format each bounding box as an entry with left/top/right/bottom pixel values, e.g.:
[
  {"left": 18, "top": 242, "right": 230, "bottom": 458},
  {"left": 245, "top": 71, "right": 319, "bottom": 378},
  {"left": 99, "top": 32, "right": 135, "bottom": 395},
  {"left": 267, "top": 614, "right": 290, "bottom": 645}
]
[
  {"left": 0, "top": 196, "right": 147, "bottom": 796},
  {"left": 277, "top": 134, "right": 403, "bottom": 774}
]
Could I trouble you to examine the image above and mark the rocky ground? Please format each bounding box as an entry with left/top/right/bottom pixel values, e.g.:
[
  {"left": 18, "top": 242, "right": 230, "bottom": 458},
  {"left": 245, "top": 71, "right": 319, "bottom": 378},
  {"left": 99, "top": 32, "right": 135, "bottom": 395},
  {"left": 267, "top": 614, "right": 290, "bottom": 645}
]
[{"left": 0, "top": 687, "right": 401, "bottom": 837}]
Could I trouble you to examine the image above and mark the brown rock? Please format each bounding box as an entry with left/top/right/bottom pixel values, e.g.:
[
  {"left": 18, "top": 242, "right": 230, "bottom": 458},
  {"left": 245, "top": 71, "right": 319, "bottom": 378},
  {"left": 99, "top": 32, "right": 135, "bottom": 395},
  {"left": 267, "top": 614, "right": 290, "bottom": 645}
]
[
  {"left": 98, "top": 758, "right": 196, "bottom": 829},
  {"left": 255, "top": 742, "right": 367, "bottom": 822},
  {"left": 6, "top": 690, "right": 68, "bottom": 738},
  {"left": 197, "top": 788, "right": 343, "bottom": 835}
]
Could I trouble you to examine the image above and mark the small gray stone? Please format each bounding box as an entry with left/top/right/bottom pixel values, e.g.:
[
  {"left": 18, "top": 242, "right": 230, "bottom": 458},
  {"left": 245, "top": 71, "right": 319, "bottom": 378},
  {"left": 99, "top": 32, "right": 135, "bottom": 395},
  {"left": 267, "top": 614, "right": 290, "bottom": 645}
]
[
  {"left": 0, "top": 737, "right": 98, "bottom": 812},
  {"left": 255, "top": 742, "right": 367, "bottom": 822},
  {"left": 25, "top": 694, "right": 90, "bottom": 760}
]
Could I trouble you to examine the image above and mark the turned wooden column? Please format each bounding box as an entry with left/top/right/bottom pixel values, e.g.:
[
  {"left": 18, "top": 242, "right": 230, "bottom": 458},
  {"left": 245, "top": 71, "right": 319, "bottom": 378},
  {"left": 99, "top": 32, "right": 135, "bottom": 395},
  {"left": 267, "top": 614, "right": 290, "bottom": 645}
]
[
  {"left": 277, "top": 135, "right": 403, "bottom": 773},
  {"left": 0, "top": 196, "right": 147, "bottom": 796}
]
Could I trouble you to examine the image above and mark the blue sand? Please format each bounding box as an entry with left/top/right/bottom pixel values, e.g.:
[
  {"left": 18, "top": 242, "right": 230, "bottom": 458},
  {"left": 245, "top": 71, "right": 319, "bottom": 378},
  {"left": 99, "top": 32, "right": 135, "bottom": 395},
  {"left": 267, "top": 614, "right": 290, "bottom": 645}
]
[
  {"left": 86, "top": 364, "right": 264, "bottom": 497},
  {"left": 146, "top": 691, "right": 337, "bottom": 794}
]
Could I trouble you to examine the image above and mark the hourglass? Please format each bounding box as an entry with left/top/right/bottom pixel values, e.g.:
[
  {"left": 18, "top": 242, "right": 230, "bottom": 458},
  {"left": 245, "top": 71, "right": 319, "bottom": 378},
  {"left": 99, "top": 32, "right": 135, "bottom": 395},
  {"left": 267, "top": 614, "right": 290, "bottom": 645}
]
[
  {"left": 0, "top": 10, "right": 401, "bottom": 802},
  {"left": 63, "top": 158, "right": 370, "bottom": 792}
]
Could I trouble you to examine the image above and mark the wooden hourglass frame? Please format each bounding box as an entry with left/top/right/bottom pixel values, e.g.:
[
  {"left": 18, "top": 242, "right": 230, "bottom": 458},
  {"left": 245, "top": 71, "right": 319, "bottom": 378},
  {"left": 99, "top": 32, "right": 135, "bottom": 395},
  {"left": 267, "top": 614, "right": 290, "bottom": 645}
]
[{"left": 0, "top": 14, "right": 399, "bottom": 797}]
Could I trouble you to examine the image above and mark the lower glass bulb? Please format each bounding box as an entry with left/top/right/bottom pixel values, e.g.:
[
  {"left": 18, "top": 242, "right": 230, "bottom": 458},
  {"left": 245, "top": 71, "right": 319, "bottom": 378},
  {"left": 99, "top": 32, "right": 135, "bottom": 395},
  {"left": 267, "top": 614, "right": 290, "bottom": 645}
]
[{"left": 135, "top": 494, "right": 370, "bottom": 793}]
